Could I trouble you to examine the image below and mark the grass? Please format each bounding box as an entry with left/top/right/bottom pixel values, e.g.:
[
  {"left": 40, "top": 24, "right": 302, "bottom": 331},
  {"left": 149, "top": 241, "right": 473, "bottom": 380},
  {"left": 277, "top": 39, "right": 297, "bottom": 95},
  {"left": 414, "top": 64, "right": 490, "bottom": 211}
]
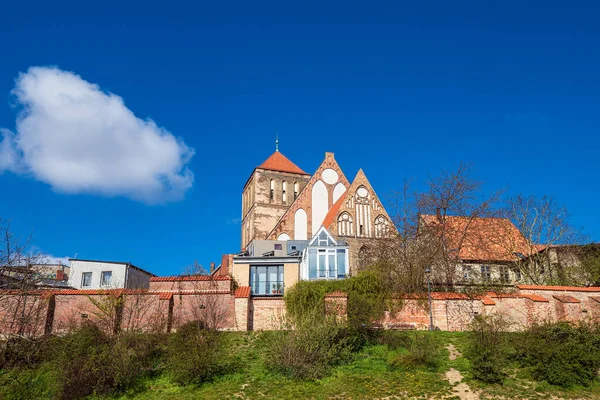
[{"left": 7, "top": 330, "right": 600, "bottom": 400}]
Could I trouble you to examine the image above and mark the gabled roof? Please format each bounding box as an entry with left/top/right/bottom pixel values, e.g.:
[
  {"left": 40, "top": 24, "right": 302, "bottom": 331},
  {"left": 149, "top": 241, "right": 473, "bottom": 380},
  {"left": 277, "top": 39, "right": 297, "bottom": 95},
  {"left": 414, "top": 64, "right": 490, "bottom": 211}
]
[
  {"left": 419, "top": 215, "right": 530, "bottom": 262},
  {"left": 257, "top": 151, "right": 308, "bottom": 175},
  {"left": 321, "top": 195, "right": 346, "bottom": 229}
]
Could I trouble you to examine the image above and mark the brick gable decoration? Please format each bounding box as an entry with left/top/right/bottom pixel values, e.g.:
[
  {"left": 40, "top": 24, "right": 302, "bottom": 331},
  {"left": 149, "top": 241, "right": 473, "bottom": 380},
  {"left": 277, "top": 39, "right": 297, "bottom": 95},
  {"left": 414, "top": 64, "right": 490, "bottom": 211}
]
[{"left": 267, "top": 152, "right": 351, "bottom": 240}]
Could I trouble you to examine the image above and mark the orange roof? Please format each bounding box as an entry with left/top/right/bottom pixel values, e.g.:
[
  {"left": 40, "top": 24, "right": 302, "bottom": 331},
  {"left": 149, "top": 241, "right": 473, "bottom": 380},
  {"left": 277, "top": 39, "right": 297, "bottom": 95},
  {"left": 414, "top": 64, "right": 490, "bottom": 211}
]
[
  {"left": 517, "top": 285, "right": 600, "bottom": 292},
  {"left": 420, "top": 214, "right": 531, "bottom": 262},
  {"left": 481, "top": 296, "right": 496, "bottom": 305},
  {"left": 553, "top": 295, "right": 580, "bottom": 303},
  {"left": 257, "top": 151, "right": 307, "bottom": 175},
  {"left": 150, "top": 275, "right": 231, "bottom": 282},
  {"left": 234, "top": 286, "right": 251, "bottom": 298},
  {"left": 521, "top": 294, "right": 550, "bottom": 302},
  {"left": 321, "top": 195, "right": 346, "bottom": 229}
]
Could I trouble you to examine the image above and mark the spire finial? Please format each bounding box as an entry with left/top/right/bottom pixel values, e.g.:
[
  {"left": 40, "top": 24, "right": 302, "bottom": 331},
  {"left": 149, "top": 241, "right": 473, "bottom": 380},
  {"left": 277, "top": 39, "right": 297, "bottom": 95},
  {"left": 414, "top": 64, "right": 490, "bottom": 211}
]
[{"left": 275, "top": 134, "right": 279, "bottom": 152}]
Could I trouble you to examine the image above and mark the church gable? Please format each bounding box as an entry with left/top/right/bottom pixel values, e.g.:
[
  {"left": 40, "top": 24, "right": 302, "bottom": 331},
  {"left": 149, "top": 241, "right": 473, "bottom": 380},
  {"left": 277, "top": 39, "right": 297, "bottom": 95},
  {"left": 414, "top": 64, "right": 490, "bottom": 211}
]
[
  {"left": 267, "top": 152, "right": 350, "bottom": 241},
  {"left": 324, "top": 168, "right": 395, "bottom": 239}
]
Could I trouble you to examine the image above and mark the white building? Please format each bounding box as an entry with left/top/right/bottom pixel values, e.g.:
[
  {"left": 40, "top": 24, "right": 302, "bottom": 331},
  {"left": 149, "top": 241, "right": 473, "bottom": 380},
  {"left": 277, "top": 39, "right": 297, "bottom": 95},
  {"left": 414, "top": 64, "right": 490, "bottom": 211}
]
[{"left": 67, "top": 259, "right": 155, "bottom": 290}]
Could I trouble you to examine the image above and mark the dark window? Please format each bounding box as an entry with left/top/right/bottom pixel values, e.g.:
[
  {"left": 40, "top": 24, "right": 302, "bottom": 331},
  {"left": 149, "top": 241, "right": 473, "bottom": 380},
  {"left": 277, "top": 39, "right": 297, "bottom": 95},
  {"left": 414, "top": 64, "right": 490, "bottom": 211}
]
[
  {"left": 514, "top": 268, "right": 521, "bottom": 281},
  {"left": 81, "top": 272, "right": 92, "bottom": 287},
  {"left": 500, "top": 267, "right": 510, "bottom": 283},
  {"left": 250, "top": 266, "right": 284, "bottom": 295},
  {"left": 274, "top": 244, "right": 282, "bottom": 250},
  {"left": 359, "top": 225, "right": 364, "bottom": 236},
  {"left": 480, "top": 265, "right": 491, "bottom": 281}
]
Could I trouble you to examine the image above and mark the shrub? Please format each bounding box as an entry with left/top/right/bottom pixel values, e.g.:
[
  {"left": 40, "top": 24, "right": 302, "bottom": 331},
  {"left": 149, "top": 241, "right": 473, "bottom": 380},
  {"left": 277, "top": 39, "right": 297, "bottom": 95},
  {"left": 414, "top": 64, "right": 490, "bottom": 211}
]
[
  {"left": 284, "top": 271, "right": 389, "bottom": 334},
  {"left": 49, "top": 324, "right": 164, "bottom": 399},
  {"left": 375, "top": 330, "right": 412, "bottom": 350},
  {"left": 0, "top": 336, "right": 50, "bottom": 370},
  {"left": 265, "top": 313, "right": 355, "bottom": 380},
  {"left": 465, "top": 314, "right": 511, "bottom": 384},
  {"left": 390, "top": 332, "right": 442, "bottom": 371},
  {"left": 166, "top": 321, "right": 226, "bottom": 385},
  {"left": 517, "top": 322, "right": 600, "bottom": 388}
]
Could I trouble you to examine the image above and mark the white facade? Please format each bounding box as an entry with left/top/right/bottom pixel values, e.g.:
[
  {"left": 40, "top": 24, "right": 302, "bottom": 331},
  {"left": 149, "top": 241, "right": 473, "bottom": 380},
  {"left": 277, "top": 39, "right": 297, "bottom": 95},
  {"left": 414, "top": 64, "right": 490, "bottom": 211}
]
[{"left": 67, "top": 259, "right": 154, "bottom": 289}]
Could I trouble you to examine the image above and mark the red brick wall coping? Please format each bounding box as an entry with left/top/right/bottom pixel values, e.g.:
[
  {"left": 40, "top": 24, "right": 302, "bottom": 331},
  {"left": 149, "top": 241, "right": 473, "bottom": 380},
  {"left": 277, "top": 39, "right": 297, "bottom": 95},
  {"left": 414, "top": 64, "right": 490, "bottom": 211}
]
[
  {"left": 150, "top": 275, "right": 231, "bottom": 282},
  {"left": 325, "top": 290, "right": 347, "bottom": 298},
  {"left": 517, "top": 285, "right": 600, "bottom": 292},
  {"left": 234, "top": 286, "right": 251, "bottom": 298},
  {"left": 553, "top": 295, "right": 581, "bottom": 303}
]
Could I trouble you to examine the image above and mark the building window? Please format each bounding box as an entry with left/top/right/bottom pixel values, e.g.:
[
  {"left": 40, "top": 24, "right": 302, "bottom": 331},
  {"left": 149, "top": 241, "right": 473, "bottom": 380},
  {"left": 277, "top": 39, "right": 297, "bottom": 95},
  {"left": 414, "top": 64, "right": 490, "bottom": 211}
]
[
  {"left": 337, "top": 212, "right": 353, "bottom": 236},
  {"left": 500, "top": 266, "right": 510, "bottom": 283},
  {"left": 480, "top": 265, "right": 491, "bottom": 281},
  {"left": 270, "top": 180, "right": 274, "bottom": 201},
  {"left": 374, "top": 215, "right": 389, "bottom": 238},
  {"left": 294, "top": 182, "right": 299, "bottom": 200},
  {"left": 101, "top": 271, "right": 112, "bottom": 287},
  {"left": 307, "top": 248, "right": 347, "bottom": 280},
  {"left": 514, "top": 268, "right": 522, "bottom": 281},
  {"left": 282, "top": 181, "right": 287, "bottom": 203},
  {"left": 463, "top": 265, "right": 472, "bottom": 280},
  {"left": 81, "top": 272, "right": 92, "bottom": 287},
  {"left": 250, "top": 266, "right": 284, "bottom": 295}
]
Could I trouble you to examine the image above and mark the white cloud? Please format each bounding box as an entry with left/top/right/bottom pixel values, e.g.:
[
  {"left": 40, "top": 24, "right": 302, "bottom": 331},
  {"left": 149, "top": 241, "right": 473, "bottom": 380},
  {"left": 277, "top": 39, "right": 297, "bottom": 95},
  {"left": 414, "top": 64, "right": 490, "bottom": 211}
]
[
  {"left": 39, "top": 254, "right": 71, "bottom": 266},
  {"left": 0, "top": 66, "right": 194, "bottom": 203}
]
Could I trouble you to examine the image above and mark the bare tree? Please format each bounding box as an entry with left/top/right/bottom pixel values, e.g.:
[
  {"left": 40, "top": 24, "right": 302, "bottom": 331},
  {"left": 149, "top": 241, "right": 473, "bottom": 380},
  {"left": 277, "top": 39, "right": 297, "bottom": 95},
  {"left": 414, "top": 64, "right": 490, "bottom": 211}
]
[
  {"left": 503, "top": 194, "right": 585, "bottom": 285},
  {"left": 175, "top": 261, "right": 232, "bottom": 330}
]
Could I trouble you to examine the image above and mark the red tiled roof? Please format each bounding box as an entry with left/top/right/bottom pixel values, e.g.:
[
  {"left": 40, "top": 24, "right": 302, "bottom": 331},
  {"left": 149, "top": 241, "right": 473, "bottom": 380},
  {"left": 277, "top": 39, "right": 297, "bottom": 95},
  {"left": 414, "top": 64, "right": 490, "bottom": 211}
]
[
  {"left": 590, "top": 296, "right": 600, "bottom": 303},
  {"left": 553, "top": 295, "right": 580, "bottom": 303},
  {"left": 420, "top": 214, "right": 532, "bottom": 262},
  {"left": 234, "top": 286, "right": 251, "bottom": 298},
  {"left": 481, "top": 296, "right": 496, "bottom": 305},
  {"left": 325, "top": 290, "right": 347, "bottom": 298},
  {"left": 321, "top": 194, "right": 347, "bottom": 230},
  {"left": 257, "top": 151, "right": 308, "bottom": 175},
  {"left": 158, "top": 292, "right": 173, "bottom": 300},
  {"left": 150, "top": 275, "right": 231, "bottom": 282},
  {"left": 521, "top": 294, "right": 550, "bottom": 302},
  {"left": 517, "top": 285, "right": 600, "bottom": 292}
]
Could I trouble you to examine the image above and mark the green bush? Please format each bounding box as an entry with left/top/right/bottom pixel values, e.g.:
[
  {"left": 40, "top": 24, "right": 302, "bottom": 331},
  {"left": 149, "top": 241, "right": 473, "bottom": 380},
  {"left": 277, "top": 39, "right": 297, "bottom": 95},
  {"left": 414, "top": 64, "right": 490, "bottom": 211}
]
[
  {"left": 389, "top": 332, "right": 443, "bottom": 371},
  {"left": 0, "top": 364, "right": 58, "bottom": 400},
  {"left": 374, "top": 330, "right": 412, "bottom": 350},
  {"left": 284, "top": 271, "right": 389, "bottom": 334},
  {"left": 517, "top": 322, "right": 600, "bottom": 388},
  {"left": 0, "top": 336, "right": 50, "bottom": 370},
  {"left": 48, "top": 324, "right": 165, "bottom": 399},
  {"left": 166, "top": 321, "right": 227, "bottom": 385},
  {"left": 466, "top": 314, "right": 511, "bottom": 384},
  {"left": 265, "top": 313, "right": 355, "bottom": 380}
]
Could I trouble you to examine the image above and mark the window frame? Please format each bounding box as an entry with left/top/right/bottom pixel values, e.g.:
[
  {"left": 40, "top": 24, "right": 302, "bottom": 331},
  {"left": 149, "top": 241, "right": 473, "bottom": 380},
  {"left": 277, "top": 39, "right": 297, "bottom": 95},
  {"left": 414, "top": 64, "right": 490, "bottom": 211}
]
[
  {"left": 250, "top": 265, "right": 284, "bottom": 296},
  {"left": 100, "top": 271, "right": 112, "bottom": 287},
  {"left": 81, "top": 272, "right": 92, "bottom": 288},
  {"left": 480, "top": 265, "right": 491, "bottom": 281}
]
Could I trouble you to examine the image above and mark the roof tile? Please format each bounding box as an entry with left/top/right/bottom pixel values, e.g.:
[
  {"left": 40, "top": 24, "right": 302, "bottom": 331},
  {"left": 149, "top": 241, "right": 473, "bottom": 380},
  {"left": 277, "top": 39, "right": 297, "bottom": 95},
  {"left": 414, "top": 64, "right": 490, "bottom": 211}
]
[
  {"left": 517, "top": 285, "right": 600, "bottom": 292},
  {"left": 150, "top": 275, "right": 231, "bottom": 282},
  {"left": 258, "top": 151, "right": 308, "bottom": 175},
  {"left": 325, "top": 290, "right": 347, "bottom": 298},
  {"left": 234, "top": 286, "right": 251, "bottom": 298},
  {"left": 553, "top": 295, "right": 581, "bottom": 303}
]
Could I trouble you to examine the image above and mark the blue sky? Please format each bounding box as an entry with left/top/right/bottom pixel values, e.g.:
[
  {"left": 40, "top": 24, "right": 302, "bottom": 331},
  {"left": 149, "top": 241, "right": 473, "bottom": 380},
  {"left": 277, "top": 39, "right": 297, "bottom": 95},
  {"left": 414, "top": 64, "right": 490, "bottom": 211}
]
[{"left": 1, "top": 0, "right": 598, "bottom": 276}]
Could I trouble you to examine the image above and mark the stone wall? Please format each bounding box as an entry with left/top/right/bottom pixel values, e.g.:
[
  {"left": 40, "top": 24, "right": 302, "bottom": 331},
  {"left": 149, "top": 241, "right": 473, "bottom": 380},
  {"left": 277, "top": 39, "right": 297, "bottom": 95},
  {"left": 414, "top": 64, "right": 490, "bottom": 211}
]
[{"left": 2, "top": 284, "right": 600, "bottom": 336}]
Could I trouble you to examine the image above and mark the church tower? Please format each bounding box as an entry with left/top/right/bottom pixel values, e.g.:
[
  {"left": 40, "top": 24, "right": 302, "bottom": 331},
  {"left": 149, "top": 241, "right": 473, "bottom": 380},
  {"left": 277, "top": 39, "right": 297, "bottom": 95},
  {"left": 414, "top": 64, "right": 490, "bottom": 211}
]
[{"left": 241, "top": 147, "right": 311, "bottom": 250}]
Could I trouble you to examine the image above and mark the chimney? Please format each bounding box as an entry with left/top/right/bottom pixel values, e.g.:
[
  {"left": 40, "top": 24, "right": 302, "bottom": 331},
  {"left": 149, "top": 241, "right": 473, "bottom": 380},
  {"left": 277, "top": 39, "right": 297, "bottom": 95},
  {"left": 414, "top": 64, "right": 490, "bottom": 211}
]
[
  {"left": 56, "top": 269, "right": 65, "bottom": 281},
  {"left": 210, "top": 262, "right": 215, "bottom": 274},
  {"left": 436, "top": 208, "right": 442, "bottom": 222}
]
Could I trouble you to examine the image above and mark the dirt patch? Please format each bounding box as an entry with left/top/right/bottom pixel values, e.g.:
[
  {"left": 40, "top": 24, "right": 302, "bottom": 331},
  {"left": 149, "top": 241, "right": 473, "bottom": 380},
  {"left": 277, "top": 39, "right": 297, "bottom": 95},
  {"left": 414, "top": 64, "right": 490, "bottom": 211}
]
[{"left": 445, "top": 344, "right": 479, "bottom": 400}]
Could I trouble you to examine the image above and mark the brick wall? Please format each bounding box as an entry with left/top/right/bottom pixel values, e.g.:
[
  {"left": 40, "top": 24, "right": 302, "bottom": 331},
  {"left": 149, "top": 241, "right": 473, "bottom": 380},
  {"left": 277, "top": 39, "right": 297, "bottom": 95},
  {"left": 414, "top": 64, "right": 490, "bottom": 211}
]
[{"left": 2, "top": 284, "right": 600, "bottom": 336}]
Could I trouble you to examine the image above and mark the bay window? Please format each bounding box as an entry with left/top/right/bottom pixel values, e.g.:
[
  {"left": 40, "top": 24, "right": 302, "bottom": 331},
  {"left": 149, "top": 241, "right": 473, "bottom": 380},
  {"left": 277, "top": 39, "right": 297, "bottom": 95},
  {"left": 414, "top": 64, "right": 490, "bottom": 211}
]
[{"left": 250, "top": 265, "right": 284, "bottom": 295}]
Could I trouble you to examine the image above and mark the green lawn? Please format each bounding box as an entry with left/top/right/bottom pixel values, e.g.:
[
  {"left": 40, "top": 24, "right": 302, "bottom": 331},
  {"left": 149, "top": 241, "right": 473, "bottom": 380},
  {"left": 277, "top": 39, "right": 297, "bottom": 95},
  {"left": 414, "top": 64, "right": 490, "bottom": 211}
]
[{"left": 98, "top": 331, "right": 600, "bottom": 400}]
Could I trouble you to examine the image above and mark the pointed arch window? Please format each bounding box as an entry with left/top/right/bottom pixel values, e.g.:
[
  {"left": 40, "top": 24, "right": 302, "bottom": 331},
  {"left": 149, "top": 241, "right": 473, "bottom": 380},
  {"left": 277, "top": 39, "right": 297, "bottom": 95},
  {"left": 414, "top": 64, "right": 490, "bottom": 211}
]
[
  {"left": 282, "top": 181, "right": 287, "bottom": 203},
  {"left": 270, "top": 179, "right": 274, "bottom": 201},
  {"left": 374, "top": 215, "right": 390, "bottom": 238},
  {"left": 337, "top": 212, "right": 353, "bottom": 236},
  {"left": 294, "top": 182, "right": 299, "bottom": 200}
]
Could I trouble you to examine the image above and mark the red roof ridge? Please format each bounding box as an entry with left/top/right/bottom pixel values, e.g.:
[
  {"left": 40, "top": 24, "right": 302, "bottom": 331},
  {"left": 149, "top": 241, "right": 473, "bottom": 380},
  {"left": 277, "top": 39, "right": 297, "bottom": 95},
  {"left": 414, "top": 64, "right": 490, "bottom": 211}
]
[
  {"left": 257, "top": 151, "right": 308, "bottom": 175},
  {"left": 517, "top": 285, "right": 600, "bottom": 292},
  {"left": 234, "top": 286, "right": 251, "bottom": 298},
  {"left": 150, "top": 275, "right": 231, "bottom": 282},
  {"left": 321, "top": 194, "right": 347, "bottom": 230},
  {"left": 553, "top": 294, "right": 580, "bottom": 303}
]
